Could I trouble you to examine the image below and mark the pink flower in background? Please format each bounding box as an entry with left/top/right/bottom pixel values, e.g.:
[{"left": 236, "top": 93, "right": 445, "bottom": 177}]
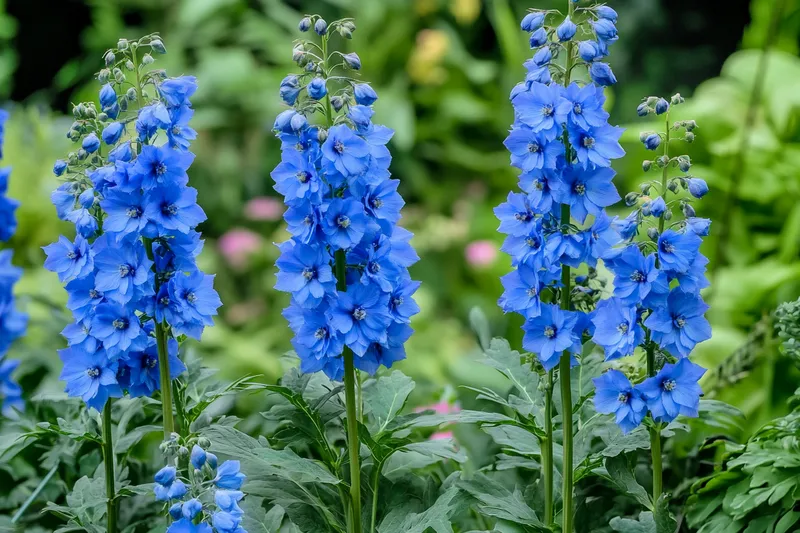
[
  {"left": 218, "top": 228, "right": 263, "bottom": 268},
  {"left": 430, "top": 431, "right": 454, "bottom": 440},
  {"left": 415, "top": 401, "right": 461, "bottom": 442},
  {"left": 245, "top": 196, "right": 284, "bottom": 221},
  {"left": 465, "top": 240, "right": 498, "bottom": 267}
]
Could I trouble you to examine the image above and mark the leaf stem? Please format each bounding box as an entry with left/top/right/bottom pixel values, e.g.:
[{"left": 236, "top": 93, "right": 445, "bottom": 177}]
[
  {"left": 11, "top": 464, "right": 58, "bottom": 523},
  {"left": 645, "top": 335, "right": 662, "bottom": 504},
  {"left": 543, "top": 369, "right": 554, "bottom": 526},
  {"left": 156, "top": 320, "right": 175, "bottom": 438},
  {"left": 102, "top": 401, "right": 117, "bottom": 533},
  {"left": 370, "top": 462, "right": 382, "bottom": 533}
]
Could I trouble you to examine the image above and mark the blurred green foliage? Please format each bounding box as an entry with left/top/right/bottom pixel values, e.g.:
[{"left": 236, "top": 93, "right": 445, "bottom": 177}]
[{"left": 1, "top": 0, "right": 799, "bottom": 434}]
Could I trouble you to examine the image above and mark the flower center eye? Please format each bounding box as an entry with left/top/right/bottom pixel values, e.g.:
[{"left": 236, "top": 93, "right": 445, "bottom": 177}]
[
  {"left": 534, "top": 180, "right": 544, "bottom": 191},
  {"left": 160, "top": 295, "right": 170, "bottom": 306},
  {"left": 574, "top": 182, "right": 586, "bottom": 195},
  {"left": 314, "top": 327, "right": 327, "bottom": 340},
  {"left": 171, "top": 126, "right": 181, "bottom": 135},
  {"left": 371, "top": 198, "right": 383, "bottom": 209},
  {"left": 661, "top": 241, "right": 675, "bottom": 253},
  {"left": 573, "top": 103, "right": 582, "bottom": 114},
  {"left": 67, "top": 250, "right": 78, "bottom": 260},
  {"left": 112, "top": 318, "right": 128, "bottom": 330},
  {"left": 542, "top": 105, "right": 553, "bottom": 117},
  {"left": 127, "top": 206, "right": 143, "bottom": 218},
  {"left": 303, "top": 215, "right": 313, "bottom": 226},
  {"left": 89, "top": 290, "right": 100, "bottom": 299},
  {"left": 583, "top": 136, "right": 595, "bottom": 149},
  {"left": 302, "top": 267, "right": 316, "bottom": 280},
  {"left": 526, "top": 287, "right": 538, "bottom": 297},
  {"left": 353, "top": 307, "right": 367, "bottom": 321},
  {"left": 617, "top": 392, "right": 629, "bottom": 403},
  {"left": 337, "top": 215, "right": 351, "bottom": 229},
  {"left": 392, "top": 296, "right": 404, "bottom": 308},
  {"left": 86, "top": 366, "right": 101, "bottom": 378},
  {"left": 156, "top": 162, "right": 167, "bottom": 176},
  {"left": 544, "top": 325, "right": 556, "bottom": 338},
  {"left": 186, "top": 292, "right": 197, "bottom": 304},
  {"left": 296, "top": 171, "right": 310, "bottom": 183},
  {"left": 146, "top": 356, "right": 158, "bottom": 369},
  {"left": 368, "top": 262, "right": 380, "bottom": 274},
  {"left": 617, "top": 322, "right": 629, "bottom": 334},
  {"left": 334, "top": 140, "right": 345, "bottom": 154},
  {"left": 295, "top": 142, "right": 305, "bottom": 152},
  {"left": 162, "top": 203, "right": 178, "bottom": 216},
  {"left": 630, "top": 270, "right": 645, "bottom": 282},
  {"left": 674, "top": 315, "right": 686, "bottom": 328},
  {"left": 525, "top": 237, "right": 540, "bottom": 248},
  {"left": 119, "top": 264, "right": 132, "bottom": 277},
  {"left": 515, "top": 211, "right": 531, "bottom": 222},
  {"left": 662, "top": 379, "right": 677, "bottom": 392},
  {"left": 528, "top": 142, "right": 541, "bottom": 153}
]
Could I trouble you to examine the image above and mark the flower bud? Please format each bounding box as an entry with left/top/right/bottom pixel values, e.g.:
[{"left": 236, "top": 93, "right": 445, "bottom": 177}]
[
  {"left": 126, "top": 87, "right": 138, "bottom": 101},
  {"left": 305, "top": 61, "right": 316, "bottom": 72},
  {"left": 353, "top": 83, "right": 378, "bottom": 106},
  {"left": 67, "top": 151, "right": 78, "bottom": 164},
  {"left": 596, "top": 5, "right": 618, "bottom": 22},
  {"left": 77, "top": 148, "right": 88, "bottom": 161},
  {"left": 298, "top": 17, "right": 311, "bottom": 32},
  {"left": 82, "top": 133, "right": 100, "bottom": 153},
  {"left": 206, "top": 452, "right": 218, "bottom": 469},
  {"left": 578, "top": 40, "right": 601, "bottom": 62},
  {"left": 647, "top": 227, "right": 660, "bottom": 241},
  {"left": 314, "top": 18, "right": 328, "bottom": 35},
  {"left": 643, "top": 133, "right": 661, "bottom": 151},
  {"left": 671, "top": 93, "right": 685, "bottom": 105},
  {"left": 682, "top": 203, "right": 696, "bottom": 218},
  {"left": 639, "top": 183, "right": 651, "bottom": 195},
  {"left": 687, "top": 178, "right": 708, "bottom": 198},
  {"left": 151, "top": 39, "right": 167, "bottom": 54},
  {"left": 685, "top": 120, "right": 697, "bottom": 132},
  {"left": 657, "top": 155, "right": 669, "bottom": 167},
  {"left": 663, "top": 210, "right": 672, "bottom": 221},
  {"left": 339, "top": 26, "right": 353, "bottom": 39},
  {"left": 685, "top": 132, "right": 695, "bottom": 143},
  {"left": 678, "top": 156, "right": 691, "bottom": 173},
  {"left": 636, "top": 103, "right": 650, "bottom": 117},
  {"left": 330, "top": 95, "right": 345, "bottom": 112},
  {"left": 649, "top": 196, "right": 666, "bottom": 218},
  {"left": 292, "top": 46, "right": 306, "bottom": 65},
  {"left": 178, "top": 446, "right": 189, "bottom": 459},
  {"left": 98, "top": 69, "right": 110, "bottom": 83},
  {"left": 589, "top": 62, "right": 616, "bottom": 86},
  {"left": 529, "top": 28, "right": 548, "bottom": 48},
  {"left": 317, "top": 128, "right": 328, "bottom": 144},
  {"left": 521, "top": 12, "right": 545, "bottom": 32},
  {"left": 142, "top": 53, "right": 154, "bottom": 65},
  {"left": 53, "top": 160, "right": 68, "bottom": 176},
  {"left": 197, "top": 437, "right": 211, "bottom": 449},
  {"left": 114, "top": 69, "right": 126, "bottom": 83},
  {"left": 624, "top": 192, "right": 639, "bottom": 206},
  {"left": 343, "top": 52, "right": 361, "bottom": 70},
  {"left": 125, "top": 60, "right": 135, "bottom": 71},
  {"left": 104, "top": 51, "right": 115, "bottom": 66},
  {"left": 532, "top": 46, "right": 552, "bottom": 67},
  {"left": 97, "top": 112, "right": 108, "bottom": 122},
  {"left": 190, "top": 445, "right": 207, "bottom": 470},
  {"left": 654, "top": 98, "right": 669, "bottom": 115},
  {"left": 642, "top": 160, "right": 652, "bottom": 172},
  {"left": 289, "top": 113, "right": 308, "bottom": 132},
  {"left": 667, "top": 179, "right": 679, "bottom": 193},
  {"left": 557, "top": 17, "right": 577, "bottom": 42},
  {"left": 638, "top": 132, "right": 649, "bottom": 143},
  {"left": 307, "top": 78, "right": 327, "bottom": 100},
  {"left": 118, "top": 98, "right": 129, "bottom": 112},
  {"left": 342, "top": 21, "right": 356, "bottom": 33},
  {"left": 73, "top": 103, "right": 85, "bottom": 118}
]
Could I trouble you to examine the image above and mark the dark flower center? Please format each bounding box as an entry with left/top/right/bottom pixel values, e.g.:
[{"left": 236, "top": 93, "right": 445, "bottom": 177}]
[
  {"left": 156, "top": 162, "right": 167, "bottom": 176},
  {"left": 302, "top": 267, "right": 316, "bottom": 281},
  {"left": 146, "top": 356, "right": 158, "bottom": 369},
  {"left": 574, "top": 182, "right": 586, "bottom": 195},
  {"left": 119, "top": 264, "right": 133, "bottom": 278},
  {"left": 186, "top": 292, "right": 197, "bottom": 304},
  {"left": 368, "top": 262, "right": 380, "bottom": 274},
  {"left": 534, "top": 179, "right": 544, "bottom": 191},
  {"left": 296, "top": 171, "right": 311, "bottom": 183},
  {"left": 392, "top": 296, "right": 404, "bottom": 308},
  {"left": 573, "top": 103, "right": 583, "bottom": 115},
  {"left": 544, "top": 325, "right": 556, "bottom": 338},
  {"left": 582, "top": 136, "right": 595, "bottom": 149},
  {"left": 86, "top": 366, "right": 101, "bottom": 378},
  {"left": 337, "top": 215, "right": 351, "bottom": 229},
  {"left": 617, "top": 392, "right": 629, "bottom": 403},
  {"left": 617, "top": 322, "right": 629, "bottom": 334},
  {"left": 314, "top": 327, "right": 327, "bottom": 340},
  {"left": 526, "top": 287, "right": 537, "bottom": 297},
  {"left": 515, "top": 211, "right": 532, "bottom": 222},
  {"left": 89, "top": 290, "right": 100, "bottom": 299},
  {"left": 527, "top": 142, "right": 541, "bottom": 153},
  {"left": 371, "top": 198, "right": 383, "bottom": 209},
  {"left": 160, "top": 295, "right": 171, "bottom": 306},
  {"left": 303, "top": 215, "right": 314, "bottom": 226},
  {"left": 525, "top": 236, "right": 540, "bottom": 249},
  {"left": 630, "top": 270, "right": 645, "bottom": 282},
  {"left": 661, "top": 240, "right": 675, "bottom": 254},
  {"left": 112, "top": 318, "right": 129, "bottom": 330},
  {"left": 353, "top": 307, "right": 367, "bottom": 321},
  {"left": 334, "top": 140, "right": 345, "bottom": 154},
  {"left": 662, "top": 379, "right": 677, "bottom": 392},
  {"left": 127, "top": 206, "right": 143, "bottom": 218},
  {"left": 542, "top": 105, "right": 553, "bottom": 117},
  {"left": 171, "top": 126, "right": 181, "bottom": 135},
  {"left": 67, "top": 250, "right": 78, "bottom": 260},
  {"left": 673, "top": 315, "right": 686, "bottom": 329},
  {"left": 162, "top": 203, "right": 178, "bottom": 216}
]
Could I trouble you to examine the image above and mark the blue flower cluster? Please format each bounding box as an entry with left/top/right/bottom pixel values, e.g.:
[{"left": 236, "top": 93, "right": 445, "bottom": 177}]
[
  {"left": 43, "top": 36, "right": 221, "bottom": 411},
  {"left": 157, "top": 443, "right": 248, "bottom": 533},
  {"left": 273, "top": 16, "right": 420, "bottom": 380},
  {"left": 497, "top": 7, "right": 623, "bottom": 371},
  {"left": 0, "top": 109, "right": 27, "bottom": 417},
  {"left": 593, "top": 95, "right": 710, "bottom": 433}
]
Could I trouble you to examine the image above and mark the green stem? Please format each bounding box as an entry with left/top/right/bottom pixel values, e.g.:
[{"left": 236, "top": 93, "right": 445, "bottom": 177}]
[
  {"left": 658, "top": 111, "right": 671, "bottom": 237},
  {"left": 645, "top": 340, "right": 662, "bottom": 503},
  {"left": 370, "top": 462, "right": 382, "bottom": 533},
  {"left": 559, "top": 3, "right": 576, "bottom": 528},
  {"left": 11, "top": 464, "right": 58, "bottom": 523},
  {"left": 543, "top": 369, "right": 554, "bottom": 526},
  {"left": 337, "top": 251, "right": 363, "bottom": 533},
  {"left": 156, "top": 321, "right": 175, "bottom": 438},
  {"left": 102, "top": 401, "right": 117, "bottom": 533}
]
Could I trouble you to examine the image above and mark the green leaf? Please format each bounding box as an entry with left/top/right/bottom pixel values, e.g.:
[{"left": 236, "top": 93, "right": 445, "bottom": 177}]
[
  {"left": 381, "top": 439, "right": 467, "bottom": 481},
  {"left": 605, "top": 455, "right": 652, "bottom": 510},
  {"left": 458, "top": 473, "right": 546, "bottom": 529},
  {"left": 483, "top": 425, "right": 540, "bottom": 456},
  {"left": 469, "top": 307, "right": 491, "bottom": 351},
  {"left": 240, "top": 497, "right": 286, "bottom": 533},
  {"left": 610, "top": 512, "right": 657, "bottom": 533},
  {"left": 775, "top": 510, "right": 800, "bottom": 533},
  {"left": 205, "top": 425, "right": 339, "bottom": 485},
  {"left": 600, "top": 425, "right": 651, "bottom": 458},
  {"left": 654, "top": 495, "right": 677, "bottom": 533},
  {"left": 378, "top": 486, "right": 467, "bottom": 533},
  {"left": 363, "top": 371, "right": 415, "bottom": 435}
]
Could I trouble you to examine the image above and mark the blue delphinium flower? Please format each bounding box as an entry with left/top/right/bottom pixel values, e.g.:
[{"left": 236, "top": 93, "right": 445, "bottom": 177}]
[
  {"left": 593, "top": 369, "right": 646, "bottom": 434},
  {"left": 591, "top": 299, "right": 644, "bottom": 360},
  {"left": 273, "top": 35, "right": 420, "bottom": 379},
  {"left": 167, "top": 519, "right": 213, "bottom": 533},
  {"left": 0, "top": 112, "right": 27, "bottom": 416},
  {"left": 638, "top": 358, "right": 706, "bottom": 422},
  {"left": 214, "top": 460, "right": 246, "bottom": 490},
  {"left": 522, "top": 305, "right": 579, "bottom": 371},
  {"left": 45, "top": 36, "right": 220, "bottom": 411}
]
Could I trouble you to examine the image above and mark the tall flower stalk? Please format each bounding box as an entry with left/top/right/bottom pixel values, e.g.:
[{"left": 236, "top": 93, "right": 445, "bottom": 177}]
[
  {"left": 43, "top": 34, "right": 221, "bottom": 532},
  {"left": 272, "top": 15, "right": 420, "bottom": 533},
  {"left": 499, "top": 2, "right": 624, "bottom": 530},
  {"left": 0, "top": 110, "right": 28, "bottom": 419},
  {"left": 592, "top": 93, "right": 710, "bottom": 507}
]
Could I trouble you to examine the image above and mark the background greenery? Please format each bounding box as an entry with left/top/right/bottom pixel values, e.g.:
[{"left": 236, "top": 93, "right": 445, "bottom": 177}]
[{"left": 2, "top": 0, "right": 800, "bottom": 445}]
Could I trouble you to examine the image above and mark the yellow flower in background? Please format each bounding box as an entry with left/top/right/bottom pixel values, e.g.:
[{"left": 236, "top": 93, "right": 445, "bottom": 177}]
[
  {"left": 450, "top": 0, "right": 480, "bottom": 25},
  {"left": 408, "top": 29, "right": 449, "bottom": 85}
]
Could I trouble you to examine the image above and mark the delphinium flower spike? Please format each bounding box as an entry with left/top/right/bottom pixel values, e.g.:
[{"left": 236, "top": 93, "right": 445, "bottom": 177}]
[
  {"left": 43, "top": 34, "right": 220, "bottom": 533},
  {"left": 499, "top": 2, "right": 624, "bottom": 530},
  {"left": 272, "top": 15, "right": 420, "bottom": 533},
  {"left": 591, "top": 93, "right": 710, "bottom": 504},
  {"left": 0, "top": 110, "right": 28, "bottom": 419}
]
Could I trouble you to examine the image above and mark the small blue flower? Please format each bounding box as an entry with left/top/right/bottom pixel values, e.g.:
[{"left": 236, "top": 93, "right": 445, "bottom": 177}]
[
  {"left": 279, "top": 75, "right": 301, "bottom": 105},
  {"left": 99, "top": 84, "right": 117, "bottom": 108},
  {"left": 588, "top": 62, "right": 617, "bottom": 86},
  {"left": 59, "top": 347, "right": 121, "bottom": 411},
  {"left": 556, "top": 17, "right": 577, "bottom": 42},
  {"left": 521, "top": 12, "right": 545, "bottom": 32},
  {"left": 604, "top": 245, "right": 659, "bottom": 304},
  {"left": 307, "top": 78, "right": 328, "bottom": 100},
  {"left": 102, "top": 122, "right": 124, "bottom": 145},
  {"left": 91, "top": 302, "right": 144, "bottom": 356},
  {"left": 522, "top": 304, "right": 579, "bottom": 371},
  {"left": 144, "top": 186, "right": 207, "bottom": 234},
  {"left": 165, "top": 271, "right": 222, "bottom": 340},
  {"left": 643, "top": 133, "right": 661, "bottom": 151},
  {"left": 551, "top": 165, "right": 620, "bottom": 224},
  {"left": 215, "top": 490, "right": 245, "bottom": 517},
  {"left": 638, "top": 358, "right": 706, "bottom": 423},
  {"left": 275, "top": 241, "right": 337, "bottom": 307},
  {"left": 687, "top": 178, "right": 708, "bottom": 198},
  {"left": 182, "top": 498, "right": 203, "bottom": 520},
  {"left": 657, "top": 229, "right": 701, "bottom": 274},
  {"left": 43, "top": 235, "right": 94, "bottom": 283},
  {"left": 167, "top": 518, "right": 212, "bottom": 533},
  {"left": 529, "top": 28, "right": 548, "bottom": 48},
  {"left": 648, "top": 196, "right": 666, "bottom": 217},
  {"left": 512, "top": 82, "right": 565, "bottom": 135},
  {"left": 504, "top": 128, "right": 564, "bottom": 172},
  {"left": 92, "top": 236, "right": 154, "bottom": 305},
  {"left": 578, "top": 40, "right": 602, "bottom": 62},
  {"left": 328, "top": 283, "right": 392, "bottom": 356},
  {"left": 82, "top": 133, "right": 101, "bottom": 154},
  {"left": 353, "top": 84, "right": 378, "bottom": 106},
  {"left": 214, "top": 460, "right": 246, "bottom": 490},
  {"left": 131, "top": 144, "right": 194, "bottom": 191},
  {"left": 612, "top": 211, "right": 639, "bottom": 240},
  {"left": 645, "top": 289, "right": 711, "bottom": 358},
  {"left": 591, "top": 298, "right": 644, "bottom": 360},
  {"left": 0, "top": 357, "right": 24, "bottom": 416},
  {"left": 531, "top": 46, "right": 552, "bottom": 67},
  {"left": 494, "top": 192, "right": 538, "bottom": 237},
  {"left": 686, "top": 217, "right": 711, "bottom": 236},
  {"left": 122, "top": 338, "right": 185, "bottom": 397},
  {"left": 322, "top": 125, "right": 370, "bottom": 177},
  {"left": 100, "top": 189, "right": 149, "bottom": 239},
  {"left": 321, "top": 198, "right": 368, "bottom": 250},
  {"left": 158, "top": 76, "right": 198, "bottom": 108},
  {"left": 271, "top": 149, "right": 321, "bottom": 202},
  {"left": 568, "top": 124, "right": 625, "bottom": 168},
  {"left": 593, "top": 369, "right": 645, "bottom": 434},
  {"left": 212, "top": 511, "right": 244, "bottom": 533},
  {"left": 154, "top": 465, "right": 188, "bottom": 501},
  {"left": 591, "top": 19, "right": 618, "bottom": 41},
  {"left": 191, "top": 445, "right": 207, "bottom": 470},
  {"left": 595, "top": 5, "right": 618, "bottom": 23},
  {"left": 499, "top": 261, "right": 543, "bottom": 319}
]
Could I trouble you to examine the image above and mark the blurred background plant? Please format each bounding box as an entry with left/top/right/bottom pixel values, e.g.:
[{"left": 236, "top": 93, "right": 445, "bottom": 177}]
[{"left": 1, "top": 0, "right": 800, "bottom": 445}]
